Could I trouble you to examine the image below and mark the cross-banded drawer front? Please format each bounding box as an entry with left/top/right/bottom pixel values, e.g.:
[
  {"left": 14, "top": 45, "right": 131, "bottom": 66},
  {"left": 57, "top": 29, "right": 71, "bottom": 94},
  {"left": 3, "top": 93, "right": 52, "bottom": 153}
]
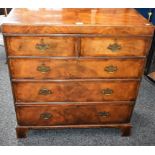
[
  {"left": 10, "top": 58, "right": 145, "bottom": 79},
  {"left": 16, "top": 102, "right": 134, "bottom": 126},
  {"left": 13, "top": 80, "right": 139, "bottom": 102},
  {"left": 81, "top": 37, "right": 151, "bottom": 57},
  {"left": 6, "top": 36, "right": 76, "bottom": 56}
]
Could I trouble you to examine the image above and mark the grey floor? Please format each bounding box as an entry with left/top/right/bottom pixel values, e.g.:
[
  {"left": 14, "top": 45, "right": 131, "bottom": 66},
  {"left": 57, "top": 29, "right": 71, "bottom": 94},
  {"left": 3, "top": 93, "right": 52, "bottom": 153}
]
[{"left": 0, "top": 46, "right": 155, "bottom": 146}]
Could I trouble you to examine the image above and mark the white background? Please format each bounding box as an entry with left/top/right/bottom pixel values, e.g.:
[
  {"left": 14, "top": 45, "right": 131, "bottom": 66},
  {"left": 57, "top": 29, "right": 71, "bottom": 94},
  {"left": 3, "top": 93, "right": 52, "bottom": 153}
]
[{"left": 0, "top": 0, "right": 155, "bottom": 8}]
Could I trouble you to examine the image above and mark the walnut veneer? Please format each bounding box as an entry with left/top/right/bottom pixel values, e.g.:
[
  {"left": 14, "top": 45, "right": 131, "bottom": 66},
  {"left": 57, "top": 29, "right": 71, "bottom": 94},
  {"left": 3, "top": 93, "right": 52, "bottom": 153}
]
[{"left": 2, "top": 8, "right": 154, "bottom": 138}]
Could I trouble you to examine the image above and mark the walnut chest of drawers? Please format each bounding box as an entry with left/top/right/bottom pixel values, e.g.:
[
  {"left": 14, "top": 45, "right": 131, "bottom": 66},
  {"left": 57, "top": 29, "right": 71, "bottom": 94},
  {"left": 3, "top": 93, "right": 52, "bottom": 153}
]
[{"left": 2, "top": 8, "right": 154, "bottom": 138}]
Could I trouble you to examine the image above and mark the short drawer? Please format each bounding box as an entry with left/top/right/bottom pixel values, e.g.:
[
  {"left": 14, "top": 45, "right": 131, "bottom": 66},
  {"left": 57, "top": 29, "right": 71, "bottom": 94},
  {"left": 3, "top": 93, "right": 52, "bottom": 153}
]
[
  {"left": 13, "top": 80, "right": 139, "bottom": 102},
  {"left": 6, "top": 36, "right": 76, "bottom": 56},
  {"left": 81, "top": 37, "right": 151, "bottom": 57},
  {"left": 16, "top": 102, "right": 134, "bottom": 126},
  {"left": 9, "top": 58, "right": 145, "bottom": 79}
]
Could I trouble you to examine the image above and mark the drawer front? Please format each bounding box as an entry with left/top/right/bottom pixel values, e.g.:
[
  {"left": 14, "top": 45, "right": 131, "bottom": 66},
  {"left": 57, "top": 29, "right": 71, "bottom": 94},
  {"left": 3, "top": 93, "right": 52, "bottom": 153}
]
[
  {"left": 9, "top": 58, "right": 145, "bottom": 79},
  {"left": 13, "top": 80, "right": 139, "bottom": 102},
  {"left": 6, "top": 36, "right": 75, "bottom": 56},
  {"left": 81, "top": 37, "right": 151, "bottom": 57},
  {"left": 16, "top": 102, "right": 134, "bottom": 126}
]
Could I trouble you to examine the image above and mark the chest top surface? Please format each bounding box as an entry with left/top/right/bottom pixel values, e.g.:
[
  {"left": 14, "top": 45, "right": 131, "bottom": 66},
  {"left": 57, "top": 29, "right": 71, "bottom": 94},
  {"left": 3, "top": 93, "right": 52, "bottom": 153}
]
[{"left": 1, "top": 8, "right": 154, "bottom": 35}]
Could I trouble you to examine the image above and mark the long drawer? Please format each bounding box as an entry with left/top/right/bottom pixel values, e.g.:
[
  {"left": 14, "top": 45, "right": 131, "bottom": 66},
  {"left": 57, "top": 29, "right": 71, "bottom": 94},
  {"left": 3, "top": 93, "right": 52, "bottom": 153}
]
[
  {"left": 9, "top": 58, "right": 145, "bottom": 79},
  {"left": 16, "top": 102, "right": 134, "bottom": 126},
  {"left": 6, "top": 36, "right": 76, "bottom": 56},
  {"left": 13, "top": 80, "right": 139, "bottom": 102},
  {"left": 81, "top": 37, "right": 151, "bottom": 57}
]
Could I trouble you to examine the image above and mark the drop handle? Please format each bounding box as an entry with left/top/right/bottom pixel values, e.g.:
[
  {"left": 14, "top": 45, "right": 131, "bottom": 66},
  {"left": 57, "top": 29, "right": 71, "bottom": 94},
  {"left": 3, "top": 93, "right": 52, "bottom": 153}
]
[
  {"left": 39, "top": 88, "right": 52, "bottom": 95},
  {"left": 40, "top": 112, "right": 52, "bottom": 120},
  {"left": 37, "top": 64, "right": 51, "bottom": 73},
  {"left": 101, "top": 88, "right": 113, "bottom": 96},
  {"left": 107, "top": 42, "right": 121, "bottom": 52},
  {"left": 35, "top": 43, "right": 49, "bottom": 50},
  {"left": 104, "top": 65, "right": 118, "bottom": 73},
  {"left": 97, "top": 112, "right": 110, "bottom": 117}
]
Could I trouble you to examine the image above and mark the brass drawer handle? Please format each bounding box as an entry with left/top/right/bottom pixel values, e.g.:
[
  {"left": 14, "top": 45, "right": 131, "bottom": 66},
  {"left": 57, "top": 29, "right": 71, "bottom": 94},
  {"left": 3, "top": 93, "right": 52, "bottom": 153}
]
[
  {"left": 104, "top": 65, "right": 118, "bottom": 73},
  {"left": 35, "top": 43, "right": 49, "bottom": 50},
  {"left": 40, "top": 112, "right": 52, "bottom": 120},
  {"left": 107, "top": 42, "right": 121, "bottom": 52},
  {"left": 101, "top": 88, "right": 113, "bottom": 96},
  {"left": 37, "top": 64, "right": 51, "bottom": 73},
  {"left": 39, "top": 88, "right": 52, "bottom": 95},
  {"left": 98, "top": 111, "right": 110, "bottom": 117}
]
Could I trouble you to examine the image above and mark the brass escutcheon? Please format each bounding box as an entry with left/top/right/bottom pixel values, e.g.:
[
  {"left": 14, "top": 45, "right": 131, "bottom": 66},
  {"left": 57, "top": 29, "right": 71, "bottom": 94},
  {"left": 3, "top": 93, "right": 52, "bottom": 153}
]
[
  {"left": 39, "top": 88, "right": 52, "bottom": 95},
  {"left": 104, "top": 65, "right": 118, "bottom": 73},
  {"left": 97, "top": 111, "right": 110, "bottom": 117},
  {"left": 35, "top": 43, "right": 49, "bottom": 50},
  {"left": 40, "top": 112, "right": 52, "bottom": 120},
  {"left": 37, "top": 64, "right": 51, "bottom": 73},
  {"left": 107, "top": 42, "right": 121, "bottom": 52},
  {"left": 101, "top": 88, "right": 113, "bottom": 96}
]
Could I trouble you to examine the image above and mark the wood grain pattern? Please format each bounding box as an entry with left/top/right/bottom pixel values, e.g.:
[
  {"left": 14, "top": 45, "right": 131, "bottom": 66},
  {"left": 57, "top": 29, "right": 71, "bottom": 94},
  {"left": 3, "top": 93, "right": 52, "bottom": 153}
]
[
  {"left": 6, "top": 36, "right": 75, "bottom": 56},
  {"left": 9, "top": 58, "right": 145, "bottom": 79},
  {"left": 1, "top": 9, "right": 154, "bottom": 35},
  {"left": 81, "top": 37, "right": 151, "bottom": 56},
  {"left": 13, "top": 80, "right": 139, "bottom": 102},
  {"left": 2, "top": 8, "right": 154, "bottom": 137},
  {"left": 6, "top": 36, "right": 152, "bottom": 57},
  {"left": 16, "top": 102, "right": 134, "bottom": 126}
]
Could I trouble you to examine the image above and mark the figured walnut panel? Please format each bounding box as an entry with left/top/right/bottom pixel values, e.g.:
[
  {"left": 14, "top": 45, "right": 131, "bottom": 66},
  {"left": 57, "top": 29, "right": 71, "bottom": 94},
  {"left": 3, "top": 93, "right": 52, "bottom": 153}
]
[
  {"left": 6, "top": 36, "right": 76, "bottom": 56},
  {"left": 16, "top": 102, "right": 134, "bottom": 126},
  {"left": 2, "top": 9, "right": 154, "bottom": 35},
  {"left": 9, "top": 58, "right": 145, "bottom": 79},
  {"left": 81, "top": 37, "right": 151, "bottom": 57},
  {"left": 13, "top": 80, "right": 139, "bottom": 102}
]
